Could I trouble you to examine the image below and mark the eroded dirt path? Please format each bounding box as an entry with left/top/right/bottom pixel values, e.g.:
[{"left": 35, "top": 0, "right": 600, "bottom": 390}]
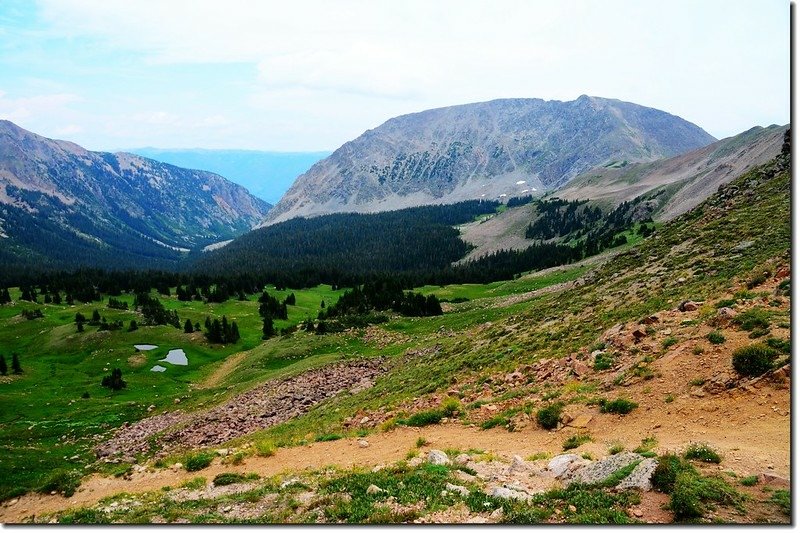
[{"left": 1, "top": 387, "right": 789, "bottom": 523}]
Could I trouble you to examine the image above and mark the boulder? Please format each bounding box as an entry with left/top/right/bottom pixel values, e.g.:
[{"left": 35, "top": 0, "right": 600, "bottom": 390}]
[
  {"left": 616, "top": 458, "right": 658, "bottom": 491},
  {"left": 547, "top": 454, "right": 583, "bottom": 478},
  {"left": 428, "top": 449, "right": 450, "bottom": 466},
  {"left": 678, "top": 300, "right": 701, "bottom": 312},
  {"left": 445, "top": 483, "right": 470, "bottom": 497},
  {"left": 488, "top": 486, "right": 530, "bottom": 501},
  {"left": 454, "top": 453, "right": 472, "bottom": 465},
  {"left": 563, "top": 452, "right": 644, "bottom": 486},
  {"left": 366, "top": 484, "right": 384, "bottom": 495}
]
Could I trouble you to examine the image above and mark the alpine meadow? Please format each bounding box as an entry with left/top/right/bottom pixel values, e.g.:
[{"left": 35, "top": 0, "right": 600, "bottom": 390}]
[{"left": 0, "top": 0, "right": 791, "bottom": 525}]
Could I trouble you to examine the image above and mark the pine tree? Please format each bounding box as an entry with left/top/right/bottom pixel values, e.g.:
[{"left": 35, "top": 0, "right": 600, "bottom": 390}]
[
  {"left": 262, "top": 314, "right": 275, "bottom": 339},
  {"left": 11, "top": 353, "right": 22, "bottom": 374},
  {"left": 90, "top": 309, "right": 101, "bottom": 325},
  {"left": 230, "top": 321, "right": 240, "bottom": 343},
  {"left": 128, "top": 320, "right": 138, "bottom": 332},
  {"left": 184, "top": 319, "right": 194, "bottom": 333},
  {"left": 194, "top": 321, "right": 201, "bottom": 331},
  {"left": 204, "top": 316, "right": 212, "bottom": 330},
  {"left": 0, "top": 355, "right": 6, "bottom": 376}
]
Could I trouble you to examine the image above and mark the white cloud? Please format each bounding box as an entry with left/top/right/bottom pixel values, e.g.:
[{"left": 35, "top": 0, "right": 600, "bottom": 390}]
[
  {"left": 0, "top": 91, "right": 81, "bottom": 123},
  {"left": 14, "top": 0, "right": 791, "bottom": 149}
]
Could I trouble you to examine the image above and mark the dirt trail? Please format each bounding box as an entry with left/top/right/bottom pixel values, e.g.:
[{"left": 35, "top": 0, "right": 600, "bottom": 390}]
[{"left": 1, "top": 389, "right": 789, "bottom": 523}]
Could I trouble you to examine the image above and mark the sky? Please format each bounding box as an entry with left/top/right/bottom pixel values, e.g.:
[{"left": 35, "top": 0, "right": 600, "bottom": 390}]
[{"left": 0, "top": 0, "right": 790, "bottom": 152}]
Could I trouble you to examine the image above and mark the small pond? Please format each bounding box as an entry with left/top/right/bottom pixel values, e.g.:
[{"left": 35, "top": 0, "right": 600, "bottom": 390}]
[
  {"left": 134, "top": 344, "right": 158, "bottom": 351},
  {"left": 150, "top": 365, "right": 167, "bottom": 372},
  {"left": 159, "top": 348, "right": 188, "bottom": 366}
]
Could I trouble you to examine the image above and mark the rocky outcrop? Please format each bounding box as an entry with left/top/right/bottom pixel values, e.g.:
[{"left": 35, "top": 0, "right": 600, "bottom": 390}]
[{"left": 96, "top": 358, "right": 385, "bottom": 459}]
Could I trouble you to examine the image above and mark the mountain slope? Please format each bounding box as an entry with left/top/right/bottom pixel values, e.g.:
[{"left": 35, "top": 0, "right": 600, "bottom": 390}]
[
  {"left": 130, "top": 148, "right": 329, "bottom": 204},
  {"left": 0, "top": 121, "right": 271, "bottom": 275},
  {"left": 456, "top": 124, "right": 788, "bottom": 261},
  {"left": 263, "top": 96, "right": 716, "bottom": 225},
  {"left": 555, "top": 124, "right": 788, "bottom": 219}
]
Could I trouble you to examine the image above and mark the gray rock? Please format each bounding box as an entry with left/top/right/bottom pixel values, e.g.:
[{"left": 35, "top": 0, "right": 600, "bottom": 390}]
[
  {"left": 428, "top": 449, "right": 450, "bottom": 466},
  {"left": 445, "top": 483, "right": 470, "bottom": 497},
  {"left": 488, "top": 486, "right": 530, "bottom": 501},
  {"left": 564, "top": 452, "right": 644, "bottom": 486},
  {"left": 507, "top": 455, "right": 529, "bottom": 474},
  {"left": 547, "top": 454, "right": 582, "bottom": 478},
  {"left": 454, "top": 453, "right": 472, "bottom": 465},
  {"left": 616, "top": 458, "right": 658, "bottom": 491}
]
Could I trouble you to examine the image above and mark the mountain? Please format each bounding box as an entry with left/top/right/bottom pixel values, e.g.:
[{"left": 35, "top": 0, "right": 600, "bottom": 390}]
[
  {"left": 0, "top": 120, "right": 271, "bottom": 276},
  {"left": 555, "top": 124, "right": 789, "bottom": 219},
  {"left": 456, "top": 124, "right": 789, "bottom": 261},
  {"left": 130, "top": 148, "right": 330, "bottom": 204},
  {"left": 262, "top": 96, "right": 716, "bottom": 225}
]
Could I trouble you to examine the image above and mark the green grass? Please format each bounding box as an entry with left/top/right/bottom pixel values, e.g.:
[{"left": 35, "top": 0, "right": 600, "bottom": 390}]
[
  {"left": 563, "top": 434, "right": 592, "bottom": 451},
  {"left": 739, "top": 475, "right": 758, "bottom": 487},
  {"left": 683, "top": 443, "right": 722, "bottom": 464},
  {"left": 599, "top": 398, "right": 638, "bottom": 415},
  {"left": 184, "top": 452, "right": 214, "bottom": 472}
]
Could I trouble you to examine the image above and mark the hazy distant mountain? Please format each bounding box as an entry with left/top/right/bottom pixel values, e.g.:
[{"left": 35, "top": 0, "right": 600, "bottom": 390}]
[
  {"left": 263, "top": 96, "right": 716, "bottom": 225},
  {"left": 555, "top": 124, "right": 789, "bottom": 219},
  {"left": 0, "top": 120, "right": 271, "bottom": 274},
  {"left": 131, "top": 148, "right": 329, "bottom": 204}
]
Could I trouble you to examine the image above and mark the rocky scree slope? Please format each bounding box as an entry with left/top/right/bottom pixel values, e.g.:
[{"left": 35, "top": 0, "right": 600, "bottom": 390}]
[
  {"left": 556, "top": 124, "right": 788, "bottom": 220},
  {"left": 263, "top": 96, "right": 715, "bottom": 225},
  {"left": 0, "top": 120, "right": 271, "bottom": 273}
]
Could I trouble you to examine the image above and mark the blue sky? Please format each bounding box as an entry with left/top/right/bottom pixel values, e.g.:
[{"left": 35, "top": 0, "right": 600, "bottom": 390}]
[{"left": 0, "top": 0, "right": 790, "bottom": 152}]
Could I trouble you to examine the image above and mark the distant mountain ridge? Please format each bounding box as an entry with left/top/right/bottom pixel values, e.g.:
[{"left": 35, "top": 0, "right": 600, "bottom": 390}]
[
  {"left": 263, "top": 96, "right": 716, "bottom": 225},
  {"left": 555, "top": 124, "right": 789, "bottom": 219},
  {"left": 130, "top": 148, "right": 329, "bottom": 204},
  {"left": 0, "top": 120, "right": 271, "bottom": 275}
]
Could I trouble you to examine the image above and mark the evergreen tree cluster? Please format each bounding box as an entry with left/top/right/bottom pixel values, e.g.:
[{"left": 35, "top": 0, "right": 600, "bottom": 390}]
[
  {"left": 258, "top": 292, "right": 288, "bottom": 320},
  {"left": 0, "top": 353, "right": 23, "bottom": 375},
  {"left": 204, "top": 316, "right": 240, "bottom": 344},
  {"left": 134, "top": 293, "right": 180, "bottom": 327},
  {"left": 107, "top": 298, "right": 129, "bottom": 310},
  {"left": 321, "top": 279, "right": 442, "bottom": 319},
  {"left": 21, "top": 308, "right": 44, "bottom": 320},
  {"left": 0, "top": 288, "right": 11, "bottom": 304},
  {"left": 525, "top": 199, "right": 602, "bottom": 240},
  {"left": 101, "top": 368, "right": 126, "bottom": 391}
]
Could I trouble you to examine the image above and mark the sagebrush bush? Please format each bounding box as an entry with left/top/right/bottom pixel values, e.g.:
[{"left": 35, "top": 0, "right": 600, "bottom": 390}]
[
  {"left": 536, "top": 402, "right": 563, "bottom": 430},
  {"left": 731, "top": 343, "right": 779, "bottom": 377}
]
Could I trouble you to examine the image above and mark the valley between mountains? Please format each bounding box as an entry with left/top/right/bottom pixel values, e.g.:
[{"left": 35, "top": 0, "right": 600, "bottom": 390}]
[{"left": 0, "top": 137, "right": 790, "bottom": 524}]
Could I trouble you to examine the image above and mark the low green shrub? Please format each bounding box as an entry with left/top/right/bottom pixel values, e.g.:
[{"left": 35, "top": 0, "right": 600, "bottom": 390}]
[
  {"left": 536, "top": 403, "right": 564, "bottom": 430},
  {"left": 213, "top": 472, "right": 247, "bottom": 486},
  {"left": 733, "top": 308, "right": 771, "bottom": 331},
  {"left": 254, "top": 439, "right": 276, "bottom": 457},
  {"left": 765, "top": 337, "right": 791, "bottom": 354},
  {"left": 599, "top": 398, "right": 638, "bottom": 415},
  {"left": 562, "top": 434, "right": 592, "bottom": 451},
  {"left": 38, "top": 468, "right": 81, "bottom": 497},
  {"left": 593, "top": 352, "right": 615, "bottom": 371},
  {"left": 732, "top": 343, "right": 780, "bottom": 377},
  {"left": 652, "top": 454, "right": 695, "bottom": 493},
  {"left": 184, "top": 452, "right": 214, "bottom": 472},
  {"left": 739, "top": 475, "right": 758, "bottom": 487},
  {"left": 400, "top": 409, "right": 443, "bottom": 427},
  {"left": 706, "top": 331, "right": 726, "bottom": 345},
  {"left": 683, "top": 443, "right": 722, "bottom": 464}
]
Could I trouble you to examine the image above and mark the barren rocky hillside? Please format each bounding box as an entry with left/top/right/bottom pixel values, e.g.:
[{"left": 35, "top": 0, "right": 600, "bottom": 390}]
[{"left": 263, "top": 96, "right": 715, "bottom": 225}]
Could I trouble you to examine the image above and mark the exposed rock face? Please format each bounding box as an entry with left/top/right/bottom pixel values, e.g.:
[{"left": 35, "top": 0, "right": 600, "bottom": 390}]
[
  {"left": 0, "top": 120, "right": 271, "bottom": 270},
  {"left": 263, "top": 96, "right": 715, "bottom": 225},
  {"left": 95, "top": 358, "right": 385, "bottom": 459}
]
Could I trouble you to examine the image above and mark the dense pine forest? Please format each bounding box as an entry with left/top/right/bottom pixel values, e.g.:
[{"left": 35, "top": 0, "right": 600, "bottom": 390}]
[{"left": 0, "top": 195, "right": 653, "bottom": 295}]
